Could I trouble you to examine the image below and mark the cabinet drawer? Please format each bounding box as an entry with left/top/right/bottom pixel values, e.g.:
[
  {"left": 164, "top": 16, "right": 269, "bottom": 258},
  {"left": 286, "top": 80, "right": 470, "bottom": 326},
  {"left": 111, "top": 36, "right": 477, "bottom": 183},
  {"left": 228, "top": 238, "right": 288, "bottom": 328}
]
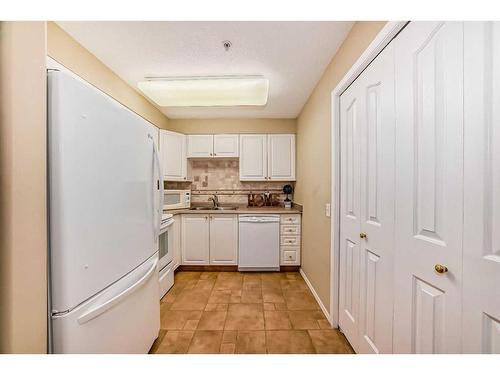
[
  {"left": 280, "top": 236, "right": 300, "bottom": 246},
  {"left": 282, "top": 250, "right": 296, "bottom": 262},
  {"left": 281, "top": 214, "right": 301, "bottom": 225},
  {"left": 280, "top": 225, "right": 301, "bottom": 235}
]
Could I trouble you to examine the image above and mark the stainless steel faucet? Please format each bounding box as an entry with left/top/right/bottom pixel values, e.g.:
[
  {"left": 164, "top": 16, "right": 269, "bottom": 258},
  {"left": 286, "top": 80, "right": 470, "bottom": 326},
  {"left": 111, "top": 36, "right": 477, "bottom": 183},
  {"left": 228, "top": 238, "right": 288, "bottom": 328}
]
[{"left": 208, "top": 194, "right": 219, "bottom": 208}]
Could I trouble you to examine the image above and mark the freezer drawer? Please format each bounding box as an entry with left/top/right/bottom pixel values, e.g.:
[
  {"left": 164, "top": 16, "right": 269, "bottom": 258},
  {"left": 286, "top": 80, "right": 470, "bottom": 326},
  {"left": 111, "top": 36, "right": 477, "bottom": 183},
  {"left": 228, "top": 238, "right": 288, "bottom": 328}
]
[{"left": 51, "top": 253, "right": 160, "bottom": 353}]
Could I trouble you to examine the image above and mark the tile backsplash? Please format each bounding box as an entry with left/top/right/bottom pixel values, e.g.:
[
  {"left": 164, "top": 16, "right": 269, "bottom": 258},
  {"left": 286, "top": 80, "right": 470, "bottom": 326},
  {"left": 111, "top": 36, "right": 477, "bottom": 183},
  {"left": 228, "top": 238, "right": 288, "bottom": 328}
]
[{"left": 165, "top": 159, "right": 294, "bottom": 205}]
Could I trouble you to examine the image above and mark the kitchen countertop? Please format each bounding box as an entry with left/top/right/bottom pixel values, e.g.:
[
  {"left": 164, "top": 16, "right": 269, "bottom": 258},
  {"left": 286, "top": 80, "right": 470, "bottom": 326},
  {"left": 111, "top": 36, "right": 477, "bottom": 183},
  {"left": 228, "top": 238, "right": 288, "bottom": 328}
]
[{"left": 165, "top": 204, "right": 302, "bottom": 215}]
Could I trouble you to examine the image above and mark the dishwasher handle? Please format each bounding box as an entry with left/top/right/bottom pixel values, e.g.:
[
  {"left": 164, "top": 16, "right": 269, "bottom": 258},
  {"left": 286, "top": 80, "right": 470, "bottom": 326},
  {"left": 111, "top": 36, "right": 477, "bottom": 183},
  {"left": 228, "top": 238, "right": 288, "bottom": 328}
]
[{"left": 239, "top": 215, "right": 280, "bottom": 223}]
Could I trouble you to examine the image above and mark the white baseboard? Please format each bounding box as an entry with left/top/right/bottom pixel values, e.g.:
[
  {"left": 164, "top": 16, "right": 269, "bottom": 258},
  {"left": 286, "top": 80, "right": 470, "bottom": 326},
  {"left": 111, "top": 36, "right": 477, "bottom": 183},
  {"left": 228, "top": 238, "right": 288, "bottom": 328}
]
[{"left": 299, "top": 268, "right": 331, "bottom": 324}]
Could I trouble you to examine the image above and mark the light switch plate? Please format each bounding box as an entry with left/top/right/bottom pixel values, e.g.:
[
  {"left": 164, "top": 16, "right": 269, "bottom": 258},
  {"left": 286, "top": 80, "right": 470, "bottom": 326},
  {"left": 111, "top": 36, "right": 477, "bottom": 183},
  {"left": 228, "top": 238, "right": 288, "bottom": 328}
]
[{"left": 325, "top": 203, "right": 331, "bottom": 217}]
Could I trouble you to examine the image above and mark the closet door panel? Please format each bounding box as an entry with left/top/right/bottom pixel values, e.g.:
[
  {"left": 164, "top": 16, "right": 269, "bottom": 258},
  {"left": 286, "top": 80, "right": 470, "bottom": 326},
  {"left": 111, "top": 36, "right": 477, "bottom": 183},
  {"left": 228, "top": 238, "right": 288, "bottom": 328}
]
[
  {"left": 358, "top": 42, "right": 396, "bottom": 354},
  {"left": 463, "top": 21, "right": 500, "bottom": 354},
  {"left": 339, "top": 77, "right": 363, "bottom": 352},
  {"left": 393, "top": 21, "right": 464, "bottom": 354}
]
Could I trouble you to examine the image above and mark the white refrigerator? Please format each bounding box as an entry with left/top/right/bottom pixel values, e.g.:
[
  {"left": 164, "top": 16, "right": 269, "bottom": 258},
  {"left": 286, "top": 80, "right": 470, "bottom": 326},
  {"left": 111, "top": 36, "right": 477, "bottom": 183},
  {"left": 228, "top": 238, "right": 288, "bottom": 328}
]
[{"left": 48, "top": 70, "right": 162, "bottom": 353}]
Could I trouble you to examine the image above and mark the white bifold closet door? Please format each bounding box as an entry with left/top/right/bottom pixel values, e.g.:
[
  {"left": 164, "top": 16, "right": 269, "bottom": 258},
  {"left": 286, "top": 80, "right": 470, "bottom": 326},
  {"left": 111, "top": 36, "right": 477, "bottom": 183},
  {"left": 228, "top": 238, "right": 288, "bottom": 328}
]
[
  {"left": 462, "top": 22, "right": 500, "bottom": 354},
  {"left": 339, "top": 42, "right": 396, "bottom": 354},
  {"left": 392, "top": 22, "right": 464, "bottom": 354}
]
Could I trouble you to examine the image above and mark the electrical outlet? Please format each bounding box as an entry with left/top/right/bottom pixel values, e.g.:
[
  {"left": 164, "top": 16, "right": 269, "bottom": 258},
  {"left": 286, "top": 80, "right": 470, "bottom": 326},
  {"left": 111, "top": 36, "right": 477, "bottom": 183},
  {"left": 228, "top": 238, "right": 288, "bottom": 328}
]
[{"left": 325, "top": 203, "right": 331, "bottom": 217}]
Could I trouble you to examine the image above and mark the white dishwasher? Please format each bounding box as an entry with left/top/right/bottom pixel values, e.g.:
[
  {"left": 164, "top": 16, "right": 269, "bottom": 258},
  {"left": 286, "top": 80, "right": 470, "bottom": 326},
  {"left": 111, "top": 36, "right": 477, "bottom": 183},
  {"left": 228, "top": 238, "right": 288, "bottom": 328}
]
[{"left": 238, "top": 215, "right": 280, "bottom": 271}]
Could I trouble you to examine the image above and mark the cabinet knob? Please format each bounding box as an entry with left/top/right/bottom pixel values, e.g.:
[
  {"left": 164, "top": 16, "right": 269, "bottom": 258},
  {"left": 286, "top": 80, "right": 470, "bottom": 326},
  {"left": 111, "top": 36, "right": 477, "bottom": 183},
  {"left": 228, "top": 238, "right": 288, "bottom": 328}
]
[
  {"left": 360, "top": 232, "right": 367, "bottom": 239},
  {"left": 434, "top": 264, "right": 448, "bottom": 274}
]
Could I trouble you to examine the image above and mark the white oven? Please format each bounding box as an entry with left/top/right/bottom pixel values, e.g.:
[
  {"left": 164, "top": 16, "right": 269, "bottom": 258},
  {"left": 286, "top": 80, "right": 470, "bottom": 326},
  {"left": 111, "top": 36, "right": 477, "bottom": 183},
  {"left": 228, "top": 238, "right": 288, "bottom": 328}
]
[
  {"left": 163, "top": 189, "right": 191, "bottom": 210},
  {"left": 158, "top": 213, "right": 174, "bottom": 298}
]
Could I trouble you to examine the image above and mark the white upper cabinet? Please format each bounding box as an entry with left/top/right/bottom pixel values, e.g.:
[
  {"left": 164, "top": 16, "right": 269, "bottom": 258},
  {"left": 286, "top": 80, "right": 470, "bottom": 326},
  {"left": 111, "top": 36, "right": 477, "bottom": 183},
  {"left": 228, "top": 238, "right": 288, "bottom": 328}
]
[
  {"left": 187, "top": 134, "right": 239, "bottom": 158},
  {"left": 213, "top": 134, "right": 239, "bottom": 157},
  {"left": 187, "top": 135, "right": 213, "bottom": 158},
  {"left": 239, "top": 134, "right": 268, "bottom": 181},
  {"left": 268, "top": 134, "right": 296, "bottom": 181},
  {"left": 160, "top": 130, "right": 187, "bottom": 181},
  {"left": 239, "top": 134, "right": 296, "bottom": 181}
]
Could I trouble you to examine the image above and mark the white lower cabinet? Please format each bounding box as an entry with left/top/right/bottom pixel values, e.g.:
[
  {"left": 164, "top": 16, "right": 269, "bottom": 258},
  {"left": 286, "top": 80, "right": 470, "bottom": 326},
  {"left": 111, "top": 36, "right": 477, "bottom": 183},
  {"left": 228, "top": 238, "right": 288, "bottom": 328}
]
[
  {"left": 209, "top": 215, "right": 238, "bottom": 265},
  {"left": 181, "top": 214, "right": 238, "bottom": 265},
  {"left": 171, "top": 214, "right": 181, "bottom": 270},
  {"left": 280, "top": 214, "right": 301, "bottom": 266},
  {"left": 181, "top": 214, "right": 210, "bottom": 265}
]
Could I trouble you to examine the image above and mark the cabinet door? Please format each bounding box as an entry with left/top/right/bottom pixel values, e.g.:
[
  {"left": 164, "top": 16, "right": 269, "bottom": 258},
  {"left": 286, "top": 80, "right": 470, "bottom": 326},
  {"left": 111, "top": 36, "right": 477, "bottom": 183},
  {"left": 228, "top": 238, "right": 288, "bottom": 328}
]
[
  {"left": 160, "top": 130, "right": 187, "bottom": 181},
  {"left": 393, "top": 21, "right": 463, "bottom": 354},
  {"left": 181, "top": 214, "right": 209, "bottom": 265},
  {"left": 172, "top": 215, "right": 181, "bottom": 270},
  {"left": 187, "top": 135, "right": 213, "bottom": 158},
  {"left": 268, "top": 134, "right": 296, "bottom": 181},
  {"left": 214, "top": 134, "right": 239, "bottom": 157},
  {"left": 239, "top": 134, "right": 267, "bottom": 181},
  {"left": 209, "top": 214, "right": 238, "bottom": 265}
]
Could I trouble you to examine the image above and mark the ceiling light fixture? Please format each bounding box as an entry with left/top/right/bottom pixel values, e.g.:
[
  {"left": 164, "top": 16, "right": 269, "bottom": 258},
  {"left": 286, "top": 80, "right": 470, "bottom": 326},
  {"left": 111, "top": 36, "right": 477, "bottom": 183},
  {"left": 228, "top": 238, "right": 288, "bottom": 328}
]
[{"left": 137, "top": 76, "right": 269, "bottom": 107}]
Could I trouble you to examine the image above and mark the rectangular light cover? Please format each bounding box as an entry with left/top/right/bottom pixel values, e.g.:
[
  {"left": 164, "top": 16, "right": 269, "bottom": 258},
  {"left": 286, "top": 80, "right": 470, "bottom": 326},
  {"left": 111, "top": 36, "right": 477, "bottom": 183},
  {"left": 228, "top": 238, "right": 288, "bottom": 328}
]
[{"left": 137, "top": 76, "right": 269, "bottom": 107}]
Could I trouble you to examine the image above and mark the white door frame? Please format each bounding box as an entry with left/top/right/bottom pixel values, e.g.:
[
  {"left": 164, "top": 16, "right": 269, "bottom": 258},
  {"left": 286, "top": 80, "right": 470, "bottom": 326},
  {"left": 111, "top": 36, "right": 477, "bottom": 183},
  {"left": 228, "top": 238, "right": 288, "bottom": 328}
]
[{"left": 329, "top": 21, "right": 408, "bottom": 327}]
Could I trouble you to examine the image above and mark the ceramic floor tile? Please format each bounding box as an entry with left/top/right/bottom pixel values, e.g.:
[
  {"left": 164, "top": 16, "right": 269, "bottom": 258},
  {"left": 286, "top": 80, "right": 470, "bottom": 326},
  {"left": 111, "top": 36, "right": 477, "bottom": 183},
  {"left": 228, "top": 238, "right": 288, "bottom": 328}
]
[
  {"left": 317, "top": 319, "right": 332, "bottom": 329},
  {"left": 263, "top": 303, "right": 275, "bottom": 311},
  {"left": 224, "top": 303, "right": 265, "bottom": 330},
  {"left": 160, "top": 310, "right": 203, "bottom": 330},
  {"left": 287, "top": 310, "right": 325, "bottom": 330},
  {"left": 262, "top": 289, "right": 285, "bottom": 303},
  {"left": 156, "top": 271, "right": 347, "bottom": 355},
  {"left": 264, "top": 311, "right": 292, "bottom": 330},
  {"left": 197, "top": 311, "right": 227, "bottom": 330},
  {"left": 274, "top": 303, "right": 288, "bottom": 311},
  {"left": 216, "top": 303, "right": 229, "bottom": 311},
  {"left": 155, "top": 331, "right": 194, "bottom": 354},
  {"left": 188, "top": 331, "right": 223, "bottom": 354},
  {"left": 200, "top": 272, "right": 219, "bottom": 280},
  {"left": 280, "top": 279, "right": 309, "bottom": 291},
  {"left": 283, "top": 290, "right": 321, "bottom": 310},
  {"left": 266, "top": 330, "right": 316, "bottom": 354},
  {"left": 175, "top": 272, "right": 202, "bottom": 281},
  {"left": 241, "top": 290, "right": 263, "bottom": 304},
  {"left": 220, "top": 343, "right": 236, "bottom": 354},
  {"left": 308, "top": 330, "right": 354, "bottom": 354},
  {"left": 235, "top": 331, "right": 267, "bottom": 354},
  {"left": 170, "top": 289, "right": 211, "bottom": 310},
  {"left": 208, "top": 289, "right": 232, "bottom": 304},
  {"left": 149, "top": 329, "right": 167, "bottom": 354},
  {"left": 214, "top": 277, "right": 243, "bottom": 291},
  {"left": 196, "top": 279, "right": 216, "bottom": 290},
  {"left": 261, "top": 279, "right": 282, "bottom": 291},
  {"left": 205, "top": 303, "right": 217, "bottom": 311},
  {"left": 183, "top": 319, "right": 200, "bottom": 330},
  {"left": 222, "top": 330, "right": 237, "bottom": 344}
]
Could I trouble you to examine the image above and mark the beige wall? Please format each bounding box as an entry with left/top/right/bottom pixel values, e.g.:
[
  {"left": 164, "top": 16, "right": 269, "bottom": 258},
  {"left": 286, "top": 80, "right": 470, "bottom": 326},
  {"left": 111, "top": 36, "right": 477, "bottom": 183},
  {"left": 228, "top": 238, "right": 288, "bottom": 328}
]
[
  {"left": 294, "top": 22, "right": 387, "bottom": 313},
  {"left": 0, "top": 22, "right": 48, "bottom": 353},
  {"left": 47, "top": 22, "right": 170, "bottom": 130},
  {"left": 168, "top": 118, "right": 296, "bottom": 134}
]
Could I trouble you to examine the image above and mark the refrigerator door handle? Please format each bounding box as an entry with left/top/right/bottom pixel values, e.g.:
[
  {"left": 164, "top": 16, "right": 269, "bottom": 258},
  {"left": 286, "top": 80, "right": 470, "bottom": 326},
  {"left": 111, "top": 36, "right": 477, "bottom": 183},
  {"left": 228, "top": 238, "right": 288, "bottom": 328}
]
[
  {"left": 149, "top": 134, "right": 163, "bottom": 243},
  {"left": 76, "top": 258, "right": 158, "bottom": 325}
]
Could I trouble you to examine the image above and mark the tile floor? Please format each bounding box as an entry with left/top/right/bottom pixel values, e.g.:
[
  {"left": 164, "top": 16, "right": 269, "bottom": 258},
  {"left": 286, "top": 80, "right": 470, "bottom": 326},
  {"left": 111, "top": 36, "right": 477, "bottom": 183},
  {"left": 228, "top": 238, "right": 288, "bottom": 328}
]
[{"left": 150, "top": 271, "right": 354, "bottom": 354}]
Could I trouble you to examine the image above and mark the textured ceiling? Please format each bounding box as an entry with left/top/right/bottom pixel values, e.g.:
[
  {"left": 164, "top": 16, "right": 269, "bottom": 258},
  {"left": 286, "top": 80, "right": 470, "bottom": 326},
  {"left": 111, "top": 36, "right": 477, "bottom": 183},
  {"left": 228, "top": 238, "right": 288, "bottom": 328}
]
[{"left": 57, "top": 21, "right": 353, "bottom": 118}]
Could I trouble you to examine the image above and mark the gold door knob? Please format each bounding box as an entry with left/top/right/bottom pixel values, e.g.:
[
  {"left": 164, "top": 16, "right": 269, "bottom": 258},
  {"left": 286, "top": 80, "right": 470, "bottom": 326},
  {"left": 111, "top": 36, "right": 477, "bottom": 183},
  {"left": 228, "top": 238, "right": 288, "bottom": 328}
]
[
  {"left": 434, "top": 264, "right": 448, "bottom": 274},
  {"left": 360, "top": 232, "right": 367, "bottom": 239}
]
